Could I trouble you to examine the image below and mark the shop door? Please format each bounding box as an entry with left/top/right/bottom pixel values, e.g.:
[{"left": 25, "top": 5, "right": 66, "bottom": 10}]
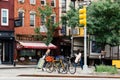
[{"left": 0, "top": 41, "right": 12, "bottom": 64}]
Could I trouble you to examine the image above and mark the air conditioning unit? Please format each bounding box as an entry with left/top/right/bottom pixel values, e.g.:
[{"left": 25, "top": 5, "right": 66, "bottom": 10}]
[
  {"left": 72, "top": 28, "right": 79, "bottom": 35},
  {"left": 18, "top": 0, "right": 24, "bottom": 3},
  {"left": 71, "top": 27, "right": 84, "bottom": 36}
]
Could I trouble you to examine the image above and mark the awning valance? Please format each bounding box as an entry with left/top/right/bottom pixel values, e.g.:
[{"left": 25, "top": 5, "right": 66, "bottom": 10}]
[{"left": 17, "top": 41, "right": 57, "bottom": 49}]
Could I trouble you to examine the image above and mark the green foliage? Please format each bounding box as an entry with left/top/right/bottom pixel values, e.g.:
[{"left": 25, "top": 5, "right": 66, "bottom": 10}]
[
  {"left": 34, "top": 27, "right": 43, "bottom": 41},
  {"left": 38, "top": 3, "right": 52, "bottom": 17},
  {"left": 95, "top": 64, "right": 118, "bottom": 74},
  {"left": 34, "top": 27, "right": 40, "bottom": 34},
  {"left": 61, "top": 3, "right": 79, "bottom": 28},
  {"left": 87, "top": 0, "right": 120, "bottom": 47},
  {"left": 35, "top": 4, "right": 58, "bottom": 46}
]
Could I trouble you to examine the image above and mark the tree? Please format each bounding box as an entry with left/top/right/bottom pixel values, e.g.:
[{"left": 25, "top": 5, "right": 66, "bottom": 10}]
[
  {"left": 61, "top": 3, "right": 79, "bottom": 29},
  {"left": 87, "top": 0, "right": 120, "bottom": 50},
  {"left": 35, "top": 4, "right": 58, "bottom": 46}
]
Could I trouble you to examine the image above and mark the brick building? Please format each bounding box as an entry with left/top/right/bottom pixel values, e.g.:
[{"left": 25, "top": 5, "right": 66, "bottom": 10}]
[
  {"left": 14, "top": 0, "right": 60, "bottom": 64},
  {"left": 0, "top": 0, "right": 14, "bottom": 64},
  {"left": 14, "top": 0, "right": 59, "bottom": 35}
]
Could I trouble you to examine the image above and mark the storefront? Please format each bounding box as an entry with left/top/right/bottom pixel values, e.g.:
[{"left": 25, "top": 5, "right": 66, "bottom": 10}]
[
  {"left": 0, "top": 31, "right": 14, "bottom": 64},
  {"left": 16, "top": 41, "right": 57, "bottom": 64}
]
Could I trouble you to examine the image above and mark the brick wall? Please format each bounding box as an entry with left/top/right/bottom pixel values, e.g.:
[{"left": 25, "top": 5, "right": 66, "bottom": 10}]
[{"left": 14, "top": 0, "right": 59, "bottom": 35}]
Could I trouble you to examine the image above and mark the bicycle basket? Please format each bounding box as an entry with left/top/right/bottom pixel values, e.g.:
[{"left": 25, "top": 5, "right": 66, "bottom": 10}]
[{"left": 45, "top": 56, "right": 54, "bottom": 62}]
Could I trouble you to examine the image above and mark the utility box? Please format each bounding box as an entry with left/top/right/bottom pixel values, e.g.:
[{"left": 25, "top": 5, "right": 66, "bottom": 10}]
[{"left": 112, "top": 60, "right": 120, "bottom": 68}]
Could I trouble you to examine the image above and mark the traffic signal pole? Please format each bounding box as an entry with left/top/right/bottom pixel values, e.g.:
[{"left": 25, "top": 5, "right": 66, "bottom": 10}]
[
  {"left": 83, "top": 24, "right": 88, "bottom": 72},
  {"left": 79, "top": 6, "right": 88, "bottom": 73}
]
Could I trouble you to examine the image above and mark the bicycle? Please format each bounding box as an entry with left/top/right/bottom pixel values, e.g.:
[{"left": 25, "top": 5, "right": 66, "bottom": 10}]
[
  {"left": 45, "top": 56, "right": 68, "bottom": 73},
  {"left": 65, "top": 56, "right": 76, "bottom": 74}
]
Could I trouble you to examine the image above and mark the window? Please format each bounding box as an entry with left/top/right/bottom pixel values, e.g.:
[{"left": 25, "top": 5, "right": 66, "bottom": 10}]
[
  {"left": 18, "top": 12, "right": 24, "bottom": 26},
  {"left": 51, "top": 0, "right": 56, "bottom": 7},
  {"left": 62, "top": 0, "right": 66, "bottom": 13},
  {"left": 30, "top": 14, "right": 35, "bottom": 27},
  {"left": 41, "top": 0, "right": 46, "bottom": 6},
  {"left": 71, "top": 0, "right": 75, "bottom": 7},
  {"left": 20, "top": 49, "right": 35, "bottom": 56},
  {"left": 18, "top": 0, "right": 24, "bottom": 3},
  {"left": 51, "top": 14, "right": 56, "bottom": 24},
  {"left": 61, "top": 24, "right": 66, "bottom": 35},
  {"left": 40, "top": 25, "right": 47, "bottom": 33},
  {"left": 30, "top": 0, "right": 36, "bottom": 5},
  {"left": 90, "top": 36, "right": 102, "bottom": 55},
  {"left": 91, "top": 41, "right": 102, "bottom": 54},
  {"left": 1, "top": 9, "right": 9, "bottom": 26},
  {"left": 41, "top": 16, "right": 46, "bottom": 25}
]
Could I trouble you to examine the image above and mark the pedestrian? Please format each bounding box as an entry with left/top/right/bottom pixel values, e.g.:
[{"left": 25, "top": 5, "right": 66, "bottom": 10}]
[
  {"left": 100, "top": 50, "right": 106, "bottom": 64},
  {"left": 13, "top": 49, "right": 17, "bottom": 67},
  {"left": 74, "top": 49, "right": 83, "bottom": 69},
  {"left": 37, "top": 49, "right": 51, "bottom": 69}
]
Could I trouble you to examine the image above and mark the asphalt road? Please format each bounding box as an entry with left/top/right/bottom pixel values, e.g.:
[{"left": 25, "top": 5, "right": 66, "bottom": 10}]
[{"left": 0, "top": 77, "right": 119, "bottom": 80}]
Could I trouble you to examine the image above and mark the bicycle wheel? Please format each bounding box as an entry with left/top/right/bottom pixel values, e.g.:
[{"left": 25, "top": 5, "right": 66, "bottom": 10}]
[
  {"left": 58, "top": 61, "right": 68, "bottom": 74},
  {"left": 45, "top": 62, "right": 54, "bottom": 73},
  {"left": 68, "top": 62, "right": 76, "bottom": 74}
]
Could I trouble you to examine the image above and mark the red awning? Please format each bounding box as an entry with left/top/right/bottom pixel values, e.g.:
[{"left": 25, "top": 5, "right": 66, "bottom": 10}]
[{"left": 17, "top": 41, "right": 57, "bottom": 49}]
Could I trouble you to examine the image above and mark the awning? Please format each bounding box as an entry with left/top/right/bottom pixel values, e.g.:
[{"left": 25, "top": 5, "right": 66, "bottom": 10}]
[{"left": 17, "top": 41, "right": 57, "bottom": 49}]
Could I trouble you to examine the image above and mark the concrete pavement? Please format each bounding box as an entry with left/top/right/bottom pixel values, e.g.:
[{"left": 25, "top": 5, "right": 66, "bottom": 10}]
[{"left": 0, "top": 64, "right": 120, "bottom": 78}]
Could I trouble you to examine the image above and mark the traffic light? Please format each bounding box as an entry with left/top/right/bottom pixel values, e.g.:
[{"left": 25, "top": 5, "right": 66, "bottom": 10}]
[{"left": 79, "top": 6, "right": 86, "bottom": 26}]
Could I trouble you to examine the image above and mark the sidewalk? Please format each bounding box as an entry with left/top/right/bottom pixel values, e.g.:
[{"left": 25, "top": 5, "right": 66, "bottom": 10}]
[
  {"left": 19, "top": 67, "right": 120, "bottom": 78},
  {"left": 0, "top": 64, "right": 120, "bottom": 78},
  {"left": 0, "top": 64, "right": 36, "bottom": 69}
]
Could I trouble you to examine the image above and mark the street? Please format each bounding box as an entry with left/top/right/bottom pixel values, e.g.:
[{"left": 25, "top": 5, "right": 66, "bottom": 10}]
[
  {"left": 0, "top": 65, "right": 120, "bottom": 80},
  {"left": 0, "top": 77, "right": 119, "bottom": 80}
]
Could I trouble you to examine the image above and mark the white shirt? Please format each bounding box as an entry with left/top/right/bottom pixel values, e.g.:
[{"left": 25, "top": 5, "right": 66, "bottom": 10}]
[{"left": 75, "top": 53, "right": 81, "bottom": 63}]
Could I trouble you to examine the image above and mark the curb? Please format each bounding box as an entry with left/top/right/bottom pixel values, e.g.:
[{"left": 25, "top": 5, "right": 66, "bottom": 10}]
[{"left": 18, "top": 74, "right": 120, "bottom": 78}]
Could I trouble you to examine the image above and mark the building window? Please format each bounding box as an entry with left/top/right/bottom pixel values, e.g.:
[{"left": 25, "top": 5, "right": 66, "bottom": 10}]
[
  {"left": 62, "top": 0, "right": 66, "bottom": 13},
  {"left": 51, "top": 14, "right": 56, "bottom": 24},
  {"left": 71, "top": 0, "right": 75, "bottom": 7},
  {"left": 91, "top": 41, "right": 102, "bottom": 54},
  {"left": 40, "top": 25, "right": 47, "bottom": 33},
  {"left": 19, "top": 49, "right": 35, "bottom": 57},
  {"left": 41, "top": 0, "right": 46, "bottom": 6},
  {"left": 18, "top": 0, "right": 24, "bottom": 3},
  {"left": 18, "top": 12, "right": 24, "bottom": 26},
  {"left": 61, "top": 24, "right": 66, "bottom": 35},
  {"left": 51, "top": 0, "right": 56, "bottom": 7},
  {"left": 30, "top": 0, "right": 36, "bottom": 5},
  {"left": 1, "top": 9, "right": 9, "bottom": 26},
  {"left": 30, "top": 14, "right": 35, "bottom": 27},
  {"left": 41, "top": 16, "right": 46, "bottom": 25}
]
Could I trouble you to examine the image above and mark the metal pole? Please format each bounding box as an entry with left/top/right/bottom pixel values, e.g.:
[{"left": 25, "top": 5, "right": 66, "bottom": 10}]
[
  {"left": 71, "top": 36, "right": 73, "bottom": 57},
  {"left": 83, "top": 26, "right": 88, "bottom": 72}
]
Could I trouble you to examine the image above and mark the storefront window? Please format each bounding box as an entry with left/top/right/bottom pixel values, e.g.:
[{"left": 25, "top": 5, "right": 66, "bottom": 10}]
[
  {"left": 19, "top": 49, "right": 35, "bottom": 56},
  {"left": 91, "top": 41, "right": 101, "bottom": 54}
]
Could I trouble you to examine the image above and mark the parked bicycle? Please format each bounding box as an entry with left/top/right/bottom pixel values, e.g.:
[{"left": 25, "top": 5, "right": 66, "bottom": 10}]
[
  {"left": 45, "top": 56, "right": 68, "bottom": 74},
  {"left": 65, "top": 56, "right": 76, "bottom": 74}
]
